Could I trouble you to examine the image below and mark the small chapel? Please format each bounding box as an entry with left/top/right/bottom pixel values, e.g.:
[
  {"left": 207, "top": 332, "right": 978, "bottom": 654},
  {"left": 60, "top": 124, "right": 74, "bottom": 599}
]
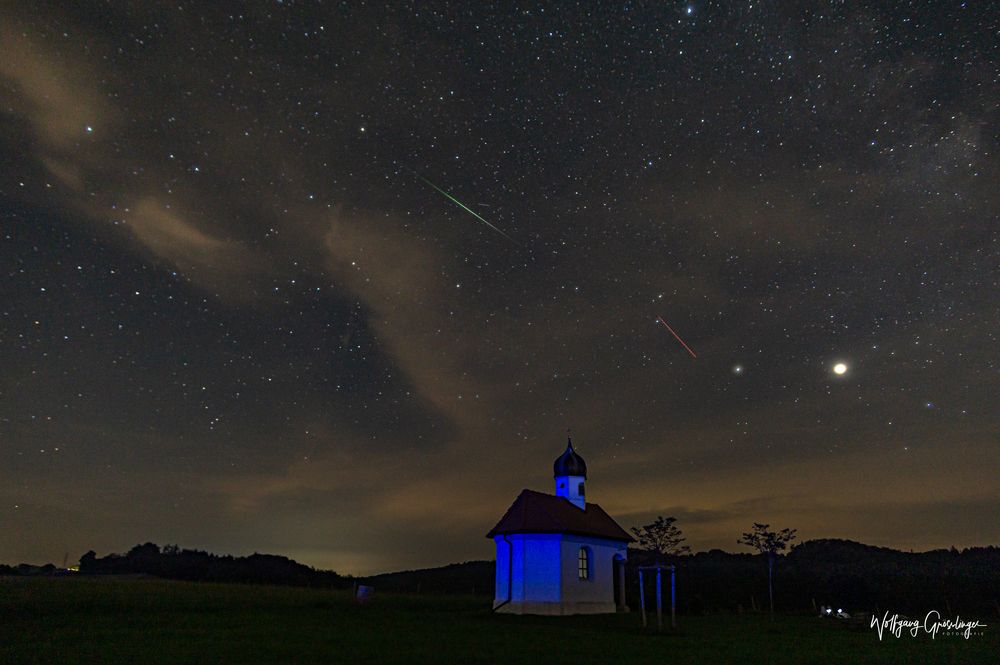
[{"left": 487, "top": 437, "right": 634, "bottom": 615}]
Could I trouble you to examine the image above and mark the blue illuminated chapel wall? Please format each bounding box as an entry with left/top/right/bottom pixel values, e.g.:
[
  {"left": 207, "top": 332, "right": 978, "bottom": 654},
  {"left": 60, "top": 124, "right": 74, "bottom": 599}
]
[
  {"left": 560, "top": 534, "right": 626, "bottom": 603},
  {"left": 493, "top": 534, "right": 562, "bottom": 603},
  {"left": 494, "top": 533, "right": 625, "bottom": 605},
  {"left": 493, "top": 535, "right": 510, "bottom": 604}
]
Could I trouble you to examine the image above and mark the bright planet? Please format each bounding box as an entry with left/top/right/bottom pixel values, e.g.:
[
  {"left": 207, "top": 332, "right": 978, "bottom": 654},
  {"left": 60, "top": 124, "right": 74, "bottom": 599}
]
[{"left": 833, "top": 363, "right": 848, "bottom": 375}]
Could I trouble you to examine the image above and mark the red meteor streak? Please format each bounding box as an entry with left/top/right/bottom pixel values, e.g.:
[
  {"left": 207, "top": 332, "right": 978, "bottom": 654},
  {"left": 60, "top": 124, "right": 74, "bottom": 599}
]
[{"left": 656, "top": 315, "right": 698, "bottom": 359}]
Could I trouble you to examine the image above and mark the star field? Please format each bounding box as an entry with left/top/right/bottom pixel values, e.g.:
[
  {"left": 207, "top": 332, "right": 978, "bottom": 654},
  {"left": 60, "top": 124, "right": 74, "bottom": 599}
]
[{"left": 1, "top": 2, "right": 998, "bottom": 574}]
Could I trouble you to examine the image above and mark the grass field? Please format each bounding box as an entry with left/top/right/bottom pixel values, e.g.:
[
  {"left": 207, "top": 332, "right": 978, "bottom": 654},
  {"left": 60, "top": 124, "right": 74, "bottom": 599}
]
[{"left": 1, "top": 577, "right": 995, "bottom": 664}]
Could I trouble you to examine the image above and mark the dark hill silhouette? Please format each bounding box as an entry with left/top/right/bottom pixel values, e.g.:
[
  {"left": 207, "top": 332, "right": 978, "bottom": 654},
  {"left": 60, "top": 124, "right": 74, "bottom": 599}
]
[
  {"left": 0, "top": 563, "right": 59, "bottom": 576},
  {"left": 4, "top": 539, "right": 999, "bottom": 615},
  {"left": 366, "top": 539, "right": 1000, "bottom": 615},
  {"left": 630, "top": 539, "right": 1000, "bottom": 615},
  {"left": 77, "top": 543, "right": 353, "bottom": 588},
  {"left": 364, "top": 561, "right": 494, "bottom": 595}
]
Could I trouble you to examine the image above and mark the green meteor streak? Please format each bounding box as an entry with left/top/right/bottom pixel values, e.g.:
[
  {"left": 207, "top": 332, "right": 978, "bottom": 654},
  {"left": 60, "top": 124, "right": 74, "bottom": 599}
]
[{"left": 412, "top": 172, "right": 517, "bottom": 244}]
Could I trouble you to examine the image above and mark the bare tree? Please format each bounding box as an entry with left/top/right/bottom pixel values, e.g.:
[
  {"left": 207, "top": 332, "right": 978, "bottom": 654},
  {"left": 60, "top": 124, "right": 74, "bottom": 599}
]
[
  {"left": 738, "top": 523, "right": 797, "bottom": 619},
  {"left": 631, "top": 516, "right": 691, "bottom": 564}
]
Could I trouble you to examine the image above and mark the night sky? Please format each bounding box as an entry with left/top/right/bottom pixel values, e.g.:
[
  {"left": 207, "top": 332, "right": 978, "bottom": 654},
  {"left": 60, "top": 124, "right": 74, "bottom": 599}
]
[{"left": 3, "top": 2, "right": 999, "bottom": 575}]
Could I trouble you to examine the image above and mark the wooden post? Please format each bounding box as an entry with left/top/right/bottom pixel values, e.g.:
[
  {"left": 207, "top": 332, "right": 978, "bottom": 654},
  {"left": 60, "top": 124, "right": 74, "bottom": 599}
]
[
  {"left": 670, "top": 566, "right": 676, "bottom": 629},
  {"left": 639, "top": 569, "right": 646, "bottom": 627},
  {"left": 656, "top": 568, "right": 663, "bottom": 631}
]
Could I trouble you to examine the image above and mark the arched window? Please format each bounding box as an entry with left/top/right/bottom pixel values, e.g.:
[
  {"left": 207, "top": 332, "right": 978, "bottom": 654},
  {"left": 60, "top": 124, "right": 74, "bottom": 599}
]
[
  {"left": 577, "top": 481, "right": 585, "bottom": 496},
  {"left": 578, "top": 547, "right": 590, "bottom": 580}
]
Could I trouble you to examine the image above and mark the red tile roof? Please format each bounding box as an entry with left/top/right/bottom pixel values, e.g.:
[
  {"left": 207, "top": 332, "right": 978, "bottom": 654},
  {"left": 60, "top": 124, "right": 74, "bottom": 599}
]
[{"left": 486, "top": 489, "right": 635, "bottom": 542}]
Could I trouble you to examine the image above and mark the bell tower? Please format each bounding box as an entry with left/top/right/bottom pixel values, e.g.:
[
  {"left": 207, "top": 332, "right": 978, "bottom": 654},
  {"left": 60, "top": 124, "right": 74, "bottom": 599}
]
[{"left": 553, "top": 436, "right": 587, "bottom": 509}]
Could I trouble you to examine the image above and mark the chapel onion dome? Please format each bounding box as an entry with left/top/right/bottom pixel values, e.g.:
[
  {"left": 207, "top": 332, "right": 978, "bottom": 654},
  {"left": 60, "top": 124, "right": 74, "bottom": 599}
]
[{"left": 553, "top": 438, "right": 587, "bottom": 478}]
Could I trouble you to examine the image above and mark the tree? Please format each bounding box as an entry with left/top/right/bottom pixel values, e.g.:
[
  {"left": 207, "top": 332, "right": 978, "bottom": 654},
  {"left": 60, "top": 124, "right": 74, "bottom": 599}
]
[
  {"left": 738, "top": 523, "right": 797, "bottom": 619},
  {"left": 79, "top": 550, "right": 97, "bottom": 572},
  {"left": 631, "top": 516, "right": 691, "bottom": 563},
  {"left": 128, "top": 542, "right": 161, "bottom": 558}
]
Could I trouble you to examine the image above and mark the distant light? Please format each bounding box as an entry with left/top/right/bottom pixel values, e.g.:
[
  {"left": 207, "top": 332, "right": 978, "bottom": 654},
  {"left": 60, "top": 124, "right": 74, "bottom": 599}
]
[
  {"left": 686, "top": 6, "right": 694, "bottom": 14},
  {"left": 732, "top": 365, "right": 743, "bottom": 375},
  {"left": 833, "top": 363, "right": 847, "bottom": 375},
  {"left": 85, "top": 126, "right": 93, "bottom": 133}
]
